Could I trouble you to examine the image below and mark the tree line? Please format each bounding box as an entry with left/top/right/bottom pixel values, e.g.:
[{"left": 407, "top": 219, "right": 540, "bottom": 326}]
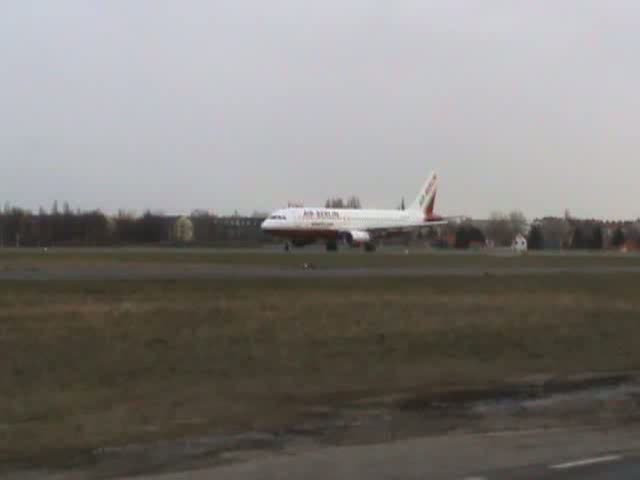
[
  {"left": 0, "top": 204, "right": 173, "bottom": 246},
  {"left": 1, "top": 202, "right": 638, "bottom": 250},
  {"left": 526, "top": 222, "right": 632, "bottom": 251},
  {"left": 0, "top": 204, "right": 269, "bottom": 247},
  {"left": 450, "top": 210, "right": 639, "bottom": 251}
]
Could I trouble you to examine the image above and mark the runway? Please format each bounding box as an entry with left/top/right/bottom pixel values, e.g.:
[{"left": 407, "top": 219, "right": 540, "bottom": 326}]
[
  {"left": 107, "top": 427, "right": 640, "bottom": 480},
  {"left": 477, "top": 453, "right": 640, "bottom": 479},
  {"left": 2, "top": 263, "right": 640, "bottom": 280},
  {"left": 6, "top": 429, "right": 640, "bottom": 480}
]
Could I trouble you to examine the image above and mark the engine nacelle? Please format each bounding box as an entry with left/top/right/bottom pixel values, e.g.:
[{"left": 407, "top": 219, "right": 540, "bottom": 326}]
[{"left": 341, "top": 230, "right": 371, "bottom": 247}]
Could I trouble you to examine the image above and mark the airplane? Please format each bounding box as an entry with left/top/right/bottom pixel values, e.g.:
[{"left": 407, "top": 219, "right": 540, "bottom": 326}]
[{"left": 261, "top": 172, "right": 450, "bottom": 252}]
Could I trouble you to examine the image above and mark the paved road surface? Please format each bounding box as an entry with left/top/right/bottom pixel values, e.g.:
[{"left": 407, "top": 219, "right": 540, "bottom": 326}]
[
  {"left": 111, "top": 426, "right": 640, "bottom": 480},
  {"left": 2, "top": 264, "right": 640, "bottom": 280},
  {"left": 5, "top": 427, "right": 640, "bottom": 479},
  {"left": 480, "top": 454, "right": 640, "bottom": 479}
]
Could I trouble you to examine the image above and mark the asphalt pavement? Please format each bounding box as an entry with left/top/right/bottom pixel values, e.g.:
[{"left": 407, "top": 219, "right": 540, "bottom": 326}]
[
  {"left": 2, "top": 263, "right": 640, "bottom": 280},
  {"left": 107, "top": 427, "right": 640, "bottom": 480},
  {"left": 476, "top": 454, "right": 640, "bottom": 479}
]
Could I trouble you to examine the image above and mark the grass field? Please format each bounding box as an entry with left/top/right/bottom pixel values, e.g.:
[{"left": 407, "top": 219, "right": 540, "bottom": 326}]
[{"left": 2, "top": 272, "right": 640, "bottom": 466}]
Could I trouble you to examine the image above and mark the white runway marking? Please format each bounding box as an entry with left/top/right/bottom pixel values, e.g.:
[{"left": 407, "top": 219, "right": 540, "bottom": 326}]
[{"left": 550, "top": 454, "right": 622, "bottom": 470}]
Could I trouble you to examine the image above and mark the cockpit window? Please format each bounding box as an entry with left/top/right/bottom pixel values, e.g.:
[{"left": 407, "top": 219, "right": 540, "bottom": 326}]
[{"left": 269, "top": 215, "right": 286, "bottom": 220}]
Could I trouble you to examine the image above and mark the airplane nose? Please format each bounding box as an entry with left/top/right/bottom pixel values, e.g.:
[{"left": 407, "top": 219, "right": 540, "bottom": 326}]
[{"left": 261, "top": 220, "right": 271, "bottom": 231}]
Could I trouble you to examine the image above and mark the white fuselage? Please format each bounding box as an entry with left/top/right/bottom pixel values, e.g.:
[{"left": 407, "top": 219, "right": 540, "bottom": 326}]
[{"left": 261, "top": 207, "right": 430, "bottom": 239}]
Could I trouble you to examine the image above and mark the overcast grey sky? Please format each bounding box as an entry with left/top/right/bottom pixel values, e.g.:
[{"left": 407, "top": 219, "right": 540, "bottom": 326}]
[{"left": 1, "top": 1, "right": 639, "bottom": 219}]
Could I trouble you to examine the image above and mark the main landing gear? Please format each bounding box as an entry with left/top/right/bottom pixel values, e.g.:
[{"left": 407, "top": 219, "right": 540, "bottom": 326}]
[
  {"left": 286, "top": 240, "right": 376, "bottom": 252},
  {"left": 326, "top": 240, "right": 338, "bottom": 252},
  {"left": 326, "top": 240, "right": 376, "bottom": 252}
]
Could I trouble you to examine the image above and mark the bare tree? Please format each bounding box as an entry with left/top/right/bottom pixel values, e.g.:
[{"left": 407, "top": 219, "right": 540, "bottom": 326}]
[
  {"left": 486, "top": 212, "right": 512, "bottom": 247},
  {"left": 527, "top": 224, "right": 544, "bottom": 250},
  {"left": 485, "top": 210, "right": 528, "bottom": 247},
  {"left": 251, "top": 211, "right": 270, "bottom": 218},
  {"left": 590, "top": 225, "right": 604, "bottom": 250},
  {"left": 570, "top": 225, "right": 587, "bottom": 249},
  {"left": 325, "top": 197, "right": 345, "bottom": 209},
  {"left": 191, "top": 209, "right": 211, "bottom": 218},
  {"left": 540, "top": 217, "right": 571, "bottom": 249},
  {"left": 508, "top": 210, "right": 528, "bottom": 237},
  {"left": 346, "top": 196, "right": 362, "bottom": 209},
  {"left": 627, "top": 222, "right": 640, "bottom": 243}
]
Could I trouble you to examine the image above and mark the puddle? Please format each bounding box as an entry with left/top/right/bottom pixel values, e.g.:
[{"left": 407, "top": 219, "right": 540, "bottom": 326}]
[
  {"left": 397, "top": 373, "right": 636, "bottom": 413},
  {"left": 474, "top": 375, "right": 640, "bottom": 418}
]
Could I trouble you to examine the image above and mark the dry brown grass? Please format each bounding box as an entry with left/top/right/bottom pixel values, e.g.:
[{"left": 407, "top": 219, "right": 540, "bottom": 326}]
[{"left": 1, "top": 275, "right": 640, "bottom": 466}]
